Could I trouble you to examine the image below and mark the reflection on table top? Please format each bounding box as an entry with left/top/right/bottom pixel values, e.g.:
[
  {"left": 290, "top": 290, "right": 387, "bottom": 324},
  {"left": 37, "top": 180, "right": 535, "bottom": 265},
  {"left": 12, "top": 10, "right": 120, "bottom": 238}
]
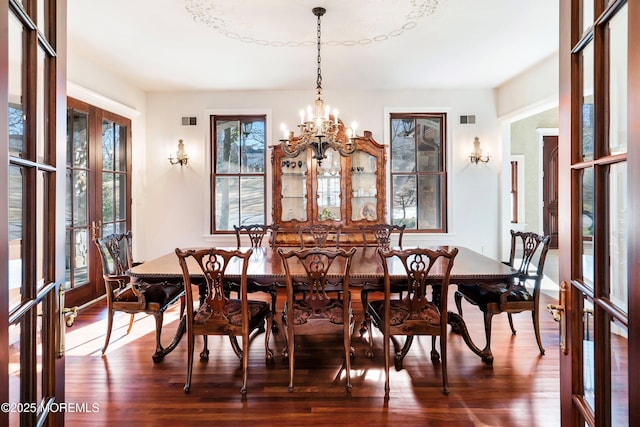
[{"left": 128, "top": 246, "right": 515, "bottom": 286}]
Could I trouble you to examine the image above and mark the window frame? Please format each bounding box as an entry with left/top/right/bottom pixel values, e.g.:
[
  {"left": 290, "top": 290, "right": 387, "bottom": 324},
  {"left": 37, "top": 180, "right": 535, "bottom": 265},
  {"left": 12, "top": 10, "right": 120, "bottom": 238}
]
[
  {"left": 388, "top": 112, "right": 448, "bottom": 233},
  {"left": 210, "top": 114, "right": 267, "bottom": 234}
]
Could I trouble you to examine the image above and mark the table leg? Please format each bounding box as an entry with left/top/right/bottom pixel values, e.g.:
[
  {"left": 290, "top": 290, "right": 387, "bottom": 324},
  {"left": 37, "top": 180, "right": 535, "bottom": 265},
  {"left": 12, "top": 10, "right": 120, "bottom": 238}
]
[
  {"left": 152, "top": 314, "right": 187, "bottom": 363},
  {"left": 448, "top": 311, "right": 494, "bottom": 365}
]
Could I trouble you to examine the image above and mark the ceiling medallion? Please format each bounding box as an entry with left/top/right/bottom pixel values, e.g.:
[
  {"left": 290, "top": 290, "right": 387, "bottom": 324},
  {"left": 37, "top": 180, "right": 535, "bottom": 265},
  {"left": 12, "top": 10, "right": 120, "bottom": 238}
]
[{"left": 184, "top": 0, "right": 445, "bottom": 47}]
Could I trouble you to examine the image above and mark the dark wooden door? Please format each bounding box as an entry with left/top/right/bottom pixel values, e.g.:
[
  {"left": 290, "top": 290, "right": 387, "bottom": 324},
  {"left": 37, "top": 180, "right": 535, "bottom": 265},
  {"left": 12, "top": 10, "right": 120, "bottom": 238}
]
[
  {"left": 542, "top": 135, "right": 558, "bottom": 249},
  {"left": 559, "top": 1, "right": 636, "bottom": 426}
]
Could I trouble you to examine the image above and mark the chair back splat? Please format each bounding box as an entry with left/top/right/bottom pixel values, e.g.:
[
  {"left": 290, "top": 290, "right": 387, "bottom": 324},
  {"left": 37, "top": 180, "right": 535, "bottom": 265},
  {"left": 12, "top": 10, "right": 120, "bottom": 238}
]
[
  {"left": 297, "top": 224, "right": 342, "bottom": 248},
  {"left": 231, "top": 224, "right": 280, "bottom": 332},
  {"left": 234, "top": 223, "right": 279, "bottom": 248},
  {"left": 359, "top": 223, "right": 405, "bottom": 249}
]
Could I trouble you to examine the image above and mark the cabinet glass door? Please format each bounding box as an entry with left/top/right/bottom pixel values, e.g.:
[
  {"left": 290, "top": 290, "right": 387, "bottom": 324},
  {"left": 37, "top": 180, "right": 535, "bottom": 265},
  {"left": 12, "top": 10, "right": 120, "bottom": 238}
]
[
  {"left": 316, "top": 148, "right": 341, "bottom": 221},
  {"left": 280, "top": 153, "right": 307, "bottom": 221},
  {"left": 350, "top": 150, "right": 378, "bottom": 221}
]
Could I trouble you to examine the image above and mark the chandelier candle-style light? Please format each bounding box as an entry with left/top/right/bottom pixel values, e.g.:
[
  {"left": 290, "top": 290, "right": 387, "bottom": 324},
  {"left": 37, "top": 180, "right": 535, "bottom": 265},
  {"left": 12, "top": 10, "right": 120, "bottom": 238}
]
[{"left": 280, "top": 7, "right": 358, "bottom": 165}]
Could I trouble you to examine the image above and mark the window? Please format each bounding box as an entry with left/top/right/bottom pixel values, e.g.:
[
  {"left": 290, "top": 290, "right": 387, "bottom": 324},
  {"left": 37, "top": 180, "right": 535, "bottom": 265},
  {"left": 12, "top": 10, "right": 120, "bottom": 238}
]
[
  {"left": 211, "top": 115, "right": 266, "bottom": 232},
  {"left": 390, "top": 113, "right": 447, "bottom": 232}
]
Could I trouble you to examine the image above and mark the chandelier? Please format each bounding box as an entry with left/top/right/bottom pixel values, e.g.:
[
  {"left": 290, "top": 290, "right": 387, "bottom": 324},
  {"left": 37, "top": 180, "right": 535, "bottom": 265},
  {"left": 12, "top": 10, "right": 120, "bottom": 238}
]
[{"left": 280, "top": 7, "right": 358, "bottom": 165}]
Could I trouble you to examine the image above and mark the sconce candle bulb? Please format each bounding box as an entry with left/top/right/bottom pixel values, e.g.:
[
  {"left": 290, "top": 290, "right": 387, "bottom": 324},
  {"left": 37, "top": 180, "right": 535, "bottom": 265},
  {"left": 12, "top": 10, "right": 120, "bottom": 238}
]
[{"left": 169, "top": 139, "right": 189, "bottom": 166}]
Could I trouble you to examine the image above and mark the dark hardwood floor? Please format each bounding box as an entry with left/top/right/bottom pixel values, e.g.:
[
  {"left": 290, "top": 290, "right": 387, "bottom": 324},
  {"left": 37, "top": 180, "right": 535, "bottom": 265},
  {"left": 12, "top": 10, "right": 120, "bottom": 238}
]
[{"left": 64, "top": 288, "right": 561, "bottom": 426}]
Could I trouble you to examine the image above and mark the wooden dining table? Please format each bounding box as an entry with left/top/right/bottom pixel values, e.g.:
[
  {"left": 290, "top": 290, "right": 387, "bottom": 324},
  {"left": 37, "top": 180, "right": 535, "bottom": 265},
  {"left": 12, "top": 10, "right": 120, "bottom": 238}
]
[{"left": 128, "top": 245, "right": 516, "bottom": 364}]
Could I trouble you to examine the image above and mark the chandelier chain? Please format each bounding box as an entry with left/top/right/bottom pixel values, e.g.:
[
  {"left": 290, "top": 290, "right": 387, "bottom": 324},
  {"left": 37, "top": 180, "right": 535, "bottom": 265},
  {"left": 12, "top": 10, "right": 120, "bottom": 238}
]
[{"left": 316, "top": 11, "right": 322, "bottom": 90}]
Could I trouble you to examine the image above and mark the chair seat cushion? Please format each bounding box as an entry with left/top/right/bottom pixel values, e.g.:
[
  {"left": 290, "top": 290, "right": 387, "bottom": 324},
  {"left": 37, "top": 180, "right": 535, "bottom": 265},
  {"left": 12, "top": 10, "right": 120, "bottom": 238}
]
[
  {"left": 369, "top": 300, "right": 441, "bottom": 326},
  {"left": 194, "top": 299, "right": 269, "bottom": 325},
  {"left": 114, "top": 281, "right": 183, "bottom": 307},
  {"left": 458, "top": 283, "right": 533, "bottom": 310},
  {"left": 285, "top": 299, "right": 346, "bottom": 325}
]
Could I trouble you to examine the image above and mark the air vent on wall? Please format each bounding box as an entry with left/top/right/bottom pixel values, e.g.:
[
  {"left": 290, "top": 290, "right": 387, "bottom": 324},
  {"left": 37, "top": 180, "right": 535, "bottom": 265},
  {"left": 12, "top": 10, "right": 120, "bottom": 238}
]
[
  {"left": 181, "top": 116, "right": 197, "bottom": 126},
  {"left": 459, "top": 115, "right": 476, "bottom": 124}
]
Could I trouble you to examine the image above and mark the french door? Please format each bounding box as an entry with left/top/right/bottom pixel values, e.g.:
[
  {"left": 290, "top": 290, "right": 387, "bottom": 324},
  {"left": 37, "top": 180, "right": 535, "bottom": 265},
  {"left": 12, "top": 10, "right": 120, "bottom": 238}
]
[
  {"left": 65, "top": 97, "right": 132, "bottom": 307},
  {"left": 558, "top": 0, "right": 637, "bottom": 425},
  {"left": 2, "top": 0, "right": 66, "bottom": 425}
]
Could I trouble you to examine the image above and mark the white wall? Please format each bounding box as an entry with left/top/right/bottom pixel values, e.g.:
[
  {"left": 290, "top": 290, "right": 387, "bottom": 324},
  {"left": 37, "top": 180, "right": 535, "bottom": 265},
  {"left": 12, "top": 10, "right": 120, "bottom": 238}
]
[
  {"left": 496, "top": 52, "right": 560, "bottom": 259},
  {"left": 67, "top": 54, "right": 561, "bottom": 262},
  {"left": 140, "top": 89, "right": 501, "bottom": 259}
]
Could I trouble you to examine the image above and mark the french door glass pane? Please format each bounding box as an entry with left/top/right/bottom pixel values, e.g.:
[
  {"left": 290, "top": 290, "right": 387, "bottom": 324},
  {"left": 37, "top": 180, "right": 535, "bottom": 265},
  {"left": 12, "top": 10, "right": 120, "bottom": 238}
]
[
  {"left": 115, "top": 173, "right": 125, "bottom": 220},
  {"left": 69, "top": 111, "right": 89, "bottom": 167},
  {"left": 239, "top": 177, "right": 265, "bottom": 225},
  {"left": 608, "top": 4, "right": 628, "bottom": 155},
  {"left": 102, "top": 172, "right": 114, "bottom": 223},
  {"left": 392, "top": 175, "right": 417, "bottom": 229},
  {"left": 65, "top": 230, "right": 72, "bottom": 288},
  {"left": 216, "top": 176, "right": 239, "bottom": 230},
  {"left": 114, "top": 123, "right": 123, "bottom": 172},
  {"left": 416, "top": 118, "right": 441, "bottom": 172},
  {"left": 37, "top": 0, "right": 46, "bottom": 33},
  {"left": 582, "top": 43, "right": 594, "bottom": 161},
  {"left": 36, "top": 171, "right": 47, "bottom": 290},
  {"left": 73, "top": 229, "right": 89, "bottom": 284},
  {"left": 73, "top": 170, "right": 88, "bottom": 225},
  {"left": 8, "top": 322, "right": 21, "bottom": 427},
  {"left": 581, "top": 168, "right": 594, "bottom": 286},
  {"left": 611, "top": 320, "right": 629, "bottom": 426},
  {"left": 8, "top": 13, "right": 24, "bottom": 158},
  {"left": 609, "top": 163, "right": 627, "bottom": 312},
  {"left": 582, "top": 0, "right": 594, "bottom": 34},
  {"left": 8, "top": 165, "right": 24, "bottom": 311},
  {"left": 582, "top": 297, "right": 595, "bottom": 412},
  {"left": 36, "top": 47, "right": 47, "bottom": 164},
  {"left": 102, "top": 120, "right": 114, "bottom": 171}
]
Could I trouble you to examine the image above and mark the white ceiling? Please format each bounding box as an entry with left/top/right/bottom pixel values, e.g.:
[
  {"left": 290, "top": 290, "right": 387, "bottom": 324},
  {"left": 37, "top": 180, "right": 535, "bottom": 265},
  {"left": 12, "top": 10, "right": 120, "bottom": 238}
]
[{"left": 67, "top": 0, "right": 559, "bottom": 93}]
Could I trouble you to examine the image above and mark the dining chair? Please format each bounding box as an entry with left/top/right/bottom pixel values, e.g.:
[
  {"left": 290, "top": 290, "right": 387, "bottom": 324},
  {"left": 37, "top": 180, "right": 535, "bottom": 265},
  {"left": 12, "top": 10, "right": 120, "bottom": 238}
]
[
  {"left": 95, "top": 232, "right": 184, "bottom": 360},
  {"left": 365, "top": 246, "right": 458, "bottom": 397},
  {"left": 233, "top": 223, "right": 279, "bottom": 248},
  {"left": 175, "top": 247, "right": 274, "bottom": 394},
  {"left": 278, "top": 246, "right": 357, "bottom": 392},
  {"left": 359, "top": 223, "right": 405, "bottom": 249},
  {"left": 297, "top": 224, "right": 342, "bottom": 248},
  {"left": 232, "top": 223, "right": 280, "bottom": 331},
  {"left": 358, "top": 223, "right": 406, "bottom": 334},
  {"left": 454, "top": 230, "right": 551, "bottom": 356}
]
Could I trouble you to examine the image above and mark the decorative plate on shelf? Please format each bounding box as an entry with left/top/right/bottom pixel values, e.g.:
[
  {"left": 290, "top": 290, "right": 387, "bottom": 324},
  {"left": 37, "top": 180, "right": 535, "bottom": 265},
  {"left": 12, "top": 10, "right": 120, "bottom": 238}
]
[{"left": 361, "top": 202, "right": 376, "bottom": 221}]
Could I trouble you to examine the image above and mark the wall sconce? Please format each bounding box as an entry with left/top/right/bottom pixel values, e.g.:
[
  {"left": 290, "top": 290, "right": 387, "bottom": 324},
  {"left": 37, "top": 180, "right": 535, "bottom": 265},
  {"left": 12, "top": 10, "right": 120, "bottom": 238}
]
[
  {"left": 169, "top": 139, "right": 188, "bottom": 166},
  {"left": 469, "top": 136, "right": 490, "bottom": 164}
]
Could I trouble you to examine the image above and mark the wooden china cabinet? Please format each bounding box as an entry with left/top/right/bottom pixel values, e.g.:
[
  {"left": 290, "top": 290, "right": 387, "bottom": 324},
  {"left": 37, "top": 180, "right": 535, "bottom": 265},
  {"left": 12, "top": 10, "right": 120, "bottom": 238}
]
[{"left": 272, "top": 130, "right": 386, "bottom": 246}]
